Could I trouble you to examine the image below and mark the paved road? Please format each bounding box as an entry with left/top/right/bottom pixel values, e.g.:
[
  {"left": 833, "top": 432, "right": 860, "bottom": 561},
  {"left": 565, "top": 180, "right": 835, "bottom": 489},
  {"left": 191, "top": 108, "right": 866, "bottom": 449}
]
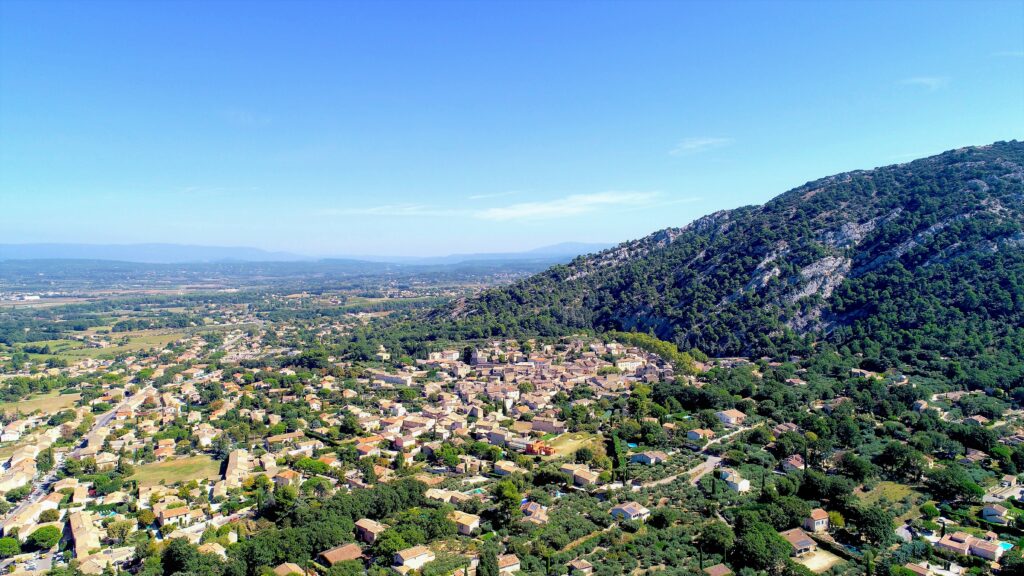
[
  {"left": 5, "top": 449, "right": 65, "bottom": 521},
  {"left": 71, "top": 385, "right": 153, "bottom": 458},
  {"left": 6, "top": 386, "right": 152, "bottom": 522}
]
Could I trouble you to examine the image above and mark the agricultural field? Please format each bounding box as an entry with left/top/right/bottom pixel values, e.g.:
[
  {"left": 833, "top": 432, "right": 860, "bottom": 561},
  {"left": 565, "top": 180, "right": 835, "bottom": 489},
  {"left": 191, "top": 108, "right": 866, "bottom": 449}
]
[
  {"left": 129, "top": 455, "right": 223, "bottom": 486},
  {"left": 21, "top": 330, "right": 185, "bottom": 360},
  {"left": 0, "top": 391, "right": 81, "bottom": 415}
]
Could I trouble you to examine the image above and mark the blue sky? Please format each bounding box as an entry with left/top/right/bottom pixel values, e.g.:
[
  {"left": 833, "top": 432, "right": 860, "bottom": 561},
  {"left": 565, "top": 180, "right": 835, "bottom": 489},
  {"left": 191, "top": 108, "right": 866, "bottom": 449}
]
[{"left": 1, "top": 0, "right": 1022, "bottom": 257}]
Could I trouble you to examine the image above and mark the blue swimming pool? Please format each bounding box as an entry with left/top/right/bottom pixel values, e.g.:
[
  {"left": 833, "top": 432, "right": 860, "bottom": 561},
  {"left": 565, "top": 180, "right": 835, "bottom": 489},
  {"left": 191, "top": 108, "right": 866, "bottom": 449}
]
[{"left": 1000, "top": 542, "right": 1014, "bottom": 551}]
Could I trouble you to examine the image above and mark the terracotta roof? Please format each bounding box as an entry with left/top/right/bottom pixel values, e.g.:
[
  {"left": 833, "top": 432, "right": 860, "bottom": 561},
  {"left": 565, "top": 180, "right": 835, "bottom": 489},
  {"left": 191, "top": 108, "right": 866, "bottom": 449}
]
[
  {"left": 703, "top": 564, "right": 733, "bottom": 576},
  {"left": 780, "top": 528, "right": 815, "bottom": 550},
  {"left": 320, "top": 543, "right": 363, "bottom": 565},
  {"left": 498, "top": 554, "right": 521, "bottom": 569}
]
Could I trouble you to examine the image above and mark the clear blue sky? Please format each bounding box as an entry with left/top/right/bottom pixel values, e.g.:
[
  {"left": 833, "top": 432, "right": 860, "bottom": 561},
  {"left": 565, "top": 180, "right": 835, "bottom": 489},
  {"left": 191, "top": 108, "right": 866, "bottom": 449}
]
[{"left": 2, "top": 0, "right": 1022, "bottom": 257}]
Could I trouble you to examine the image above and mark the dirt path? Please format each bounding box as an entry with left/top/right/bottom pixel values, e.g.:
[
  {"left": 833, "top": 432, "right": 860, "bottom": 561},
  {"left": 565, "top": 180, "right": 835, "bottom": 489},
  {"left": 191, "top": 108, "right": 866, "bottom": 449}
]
[
  {"left": 562, "top": 524, "right": 617, "bottom": 552},
  {"left": 640, "top": 422, "right": 762, "bottom": 488}
]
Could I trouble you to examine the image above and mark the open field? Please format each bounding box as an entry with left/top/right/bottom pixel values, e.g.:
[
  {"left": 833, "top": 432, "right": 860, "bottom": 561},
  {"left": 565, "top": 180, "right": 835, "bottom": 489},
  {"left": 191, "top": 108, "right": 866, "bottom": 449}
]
[
  {"left": 546, "top": 432, "right": 601, "bottom": 459},
  {"left": 857, "top": 481, "right": 914, "bottom": 505},
  {"left": 65, "top": 331, "right": 185, "bottom": 359},
  {"left": 20, "top": 330, "right": 185, "bottom": 360},
  {"left": 130, "top": 455, "right": 223, "bottom": 486},
  {"left": 0, "top": 391, "right": 81, "bottom": 415},
  {"left": 856, "top": 480, "right": 922, "bottom": 522},
  {"left": 0, "top": 298, "right": 94, "bottom": 309}
]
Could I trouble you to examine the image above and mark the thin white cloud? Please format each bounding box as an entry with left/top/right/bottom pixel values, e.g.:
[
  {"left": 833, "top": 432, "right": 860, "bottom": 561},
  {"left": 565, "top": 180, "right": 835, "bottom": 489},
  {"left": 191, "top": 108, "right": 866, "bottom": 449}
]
[
  {"left": 475, "top": 191, "right": 660, "bottom": 221},
  {"left": 670, "top": 137, "right": 733, "bottom": 156},
  {"left": 992, "top": 50, "right": 1024, "bottom": 58},
  {"left": 318, "top": 203, "right": 465, "bottom": 217},
  {"left": 319, "top": 191, "right": 694, "bottom": 222},
  {"left": 899, "top": 76, "right": 950, "bottom": 90}
]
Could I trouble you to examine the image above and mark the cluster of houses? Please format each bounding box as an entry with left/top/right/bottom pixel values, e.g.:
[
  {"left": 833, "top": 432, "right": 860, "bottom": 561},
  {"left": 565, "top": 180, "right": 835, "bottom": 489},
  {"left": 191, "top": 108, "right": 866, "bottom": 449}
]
[{"left": 0, "top": 331, "right": 701, "bottom": 574}]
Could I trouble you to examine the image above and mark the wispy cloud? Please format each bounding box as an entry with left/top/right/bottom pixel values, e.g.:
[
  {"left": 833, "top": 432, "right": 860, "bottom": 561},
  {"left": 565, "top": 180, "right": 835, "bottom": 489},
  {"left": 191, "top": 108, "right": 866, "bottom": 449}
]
[
  {"left": 318, "top": 203, "right": 462, "bottom": 218},
  {"left": 475, "top": 191, "right": 660, "bottom": 221},
  {"left": 670, "top": 137, "right": 733, "bottom": 156},
  {"left": 992, "top": 50, "right": 1024, "bottom": 58},
  {"left": 467, "top": 191, "right": 518, "bottom": 201},
  {"left": 320, "top": 191, "right": 696, "bottom": 222},
  {"left": 899, "top": 76, "right": 950, "bottom": 91}
]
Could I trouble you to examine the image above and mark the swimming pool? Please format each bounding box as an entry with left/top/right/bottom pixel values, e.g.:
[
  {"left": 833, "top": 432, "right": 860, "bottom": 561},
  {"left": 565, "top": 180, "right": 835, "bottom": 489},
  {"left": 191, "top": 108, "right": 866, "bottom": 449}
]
[{"left": 1000, "top": 542, "right": 1014, "bottom": 552}]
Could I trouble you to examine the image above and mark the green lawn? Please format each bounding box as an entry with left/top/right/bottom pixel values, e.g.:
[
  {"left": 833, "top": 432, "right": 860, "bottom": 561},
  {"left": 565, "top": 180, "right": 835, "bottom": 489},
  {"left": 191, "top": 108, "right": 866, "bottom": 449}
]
[{"left": 130, "top": 455, "right": 223, "bottom": 486}]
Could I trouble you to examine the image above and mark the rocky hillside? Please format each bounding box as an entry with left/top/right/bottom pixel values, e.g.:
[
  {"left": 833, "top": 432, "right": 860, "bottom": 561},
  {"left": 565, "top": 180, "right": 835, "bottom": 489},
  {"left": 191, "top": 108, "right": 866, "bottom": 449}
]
[{"left": 431, "top": 141, "right": 1024, "bottom": 371}]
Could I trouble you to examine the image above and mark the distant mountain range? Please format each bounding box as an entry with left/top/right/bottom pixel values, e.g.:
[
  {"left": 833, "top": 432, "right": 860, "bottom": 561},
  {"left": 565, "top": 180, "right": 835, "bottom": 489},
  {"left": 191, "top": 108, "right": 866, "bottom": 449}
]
[{"left": 0, "top": 241, "right": 611, "bottom": 265}]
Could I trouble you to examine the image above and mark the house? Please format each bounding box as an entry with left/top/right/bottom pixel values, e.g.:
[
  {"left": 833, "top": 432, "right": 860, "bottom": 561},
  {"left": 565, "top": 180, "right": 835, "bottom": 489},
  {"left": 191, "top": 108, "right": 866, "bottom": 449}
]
[
  {"left": 568, "top": 559, "right": 593, "bottom": 576},
  {"left": 781, "top": 454, "right": 806, "bottom": 473},
  {"left": 630, "top": 451, "right": 669, "bottom": 465},
  {"left": 703, "top": 564, "right": 733, "bottom": 576},
  {"left": 1002, "top": 475, "right": 1019, "bottom": 487},
  {"left": 573, "top": 468, "right": 601, "bottom": 487},
  {"left": 687, "top": 429, "right": 715, "bottom": 443},
  {"left": 526, "top": 441, "right": 555, "bottom": 456},
  {"left": 272, "top": 563, "right": 311, "bottom": 576},
  {"left": 494, "top": 460, "right": 521, "bottom": 476},
  {"left": 68, "top": 511, "right": 102, "bottom": 558},
  {"left": 779, "top": 528, "right": 817, "bottom": 556},
  {"left": 719, "top": 468, "right": 750, "bottom": 492},
  {"left": 969, "top": 538, "right": 1004, "bottom": 561},
  {"left": 935, "top": 531, "right": 1005, "bottom": 561},
  {"left": 982, "top": 504, "right": 1010, "bottom": 525},
  {"left": 803, "top": 508, "right": 829, "bottom": 533},
  {"left": 273, "top": 469, "right": 302, "bottom": 488},
  {"left": 498, "top": 554, "right": 521, "bottom": 574},
  {"left": 355, "top": 518, "right": 388, "bottom": 544},
  {"left": 935, "top": 531, "right": 972, "bottom": 555},
  {"left": 521, "top": 501, "right": 549, "bottom": 525},
  {"left": 960, "top": 448, "right": 989, "bottom": 466},
  {"left": 965, "top": 415, "right": 990, "bottom": 427},
  {"left": 773, "top": 422, "right": 800, "bottom": 437},
  {"left": 158, "top": 507, "right": 191, "bottom": 527},
  {"left": 450, "top": 510, "right": 481, "bottom": 535},
  {"left": 319, "top": 543, "right": 363, "bottom": 566},
  {"left": 903, "top": 563, "right": 932, "bottom": 576},
  {"left": 610, "top": 501, "right": 651, "bottom": 522},
  {"left": 198, "top": 542, "right": 227, "bottom": 559},
  {"left": 394, "top": 545, "right": 435, "bottom": 572},
  {"left": 715, "top": 409, "right": 746, "bottom": 428}
]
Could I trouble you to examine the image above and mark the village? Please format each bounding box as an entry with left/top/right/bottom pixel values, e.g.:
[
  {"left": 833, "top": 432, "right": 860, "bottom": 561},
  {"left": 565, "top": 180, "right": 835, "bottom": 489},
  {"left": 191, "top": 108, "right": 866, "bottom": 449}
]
[{"left": 0, "top": 295, "right": 1022, "bottom": 576}]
